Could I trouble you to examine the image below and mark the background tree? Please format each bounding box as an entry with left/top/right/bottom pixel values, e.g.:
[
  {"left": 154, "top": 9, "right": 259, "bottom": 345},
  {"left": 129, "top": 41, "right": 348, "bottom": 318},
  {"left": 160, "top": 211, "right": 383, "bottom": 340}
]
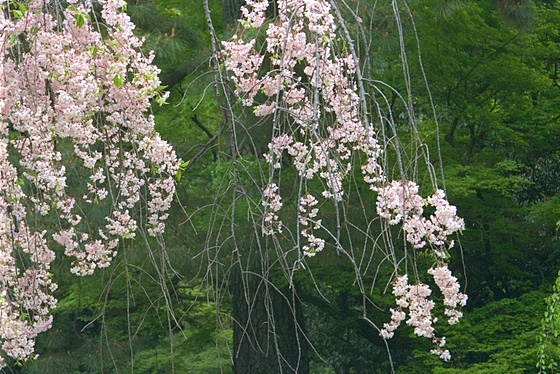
[{"left": 211, "top": 0, "right": 468, "bottom": 371}]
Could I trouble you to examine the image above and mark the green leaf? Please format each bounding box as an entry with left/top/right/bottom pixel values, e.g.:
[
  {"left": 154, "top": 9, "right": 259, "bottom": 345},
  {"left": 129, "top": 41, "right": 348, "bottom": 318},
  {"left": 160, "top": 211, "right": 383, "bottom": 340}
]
[
  {"left": 8, "top": 32, "right": 18, "bottom": 47},
  {"left": 155, "top": 93, "right": 167, "bottom": 106},
  {"left": 175, "top": 160, "right": 189, "bottom": 181},
  {"left": 75, "top": 13, "right": 85, "bottom": 28},
  {"left": 113, "top": 74, "right": 124, "bottom": 88}
]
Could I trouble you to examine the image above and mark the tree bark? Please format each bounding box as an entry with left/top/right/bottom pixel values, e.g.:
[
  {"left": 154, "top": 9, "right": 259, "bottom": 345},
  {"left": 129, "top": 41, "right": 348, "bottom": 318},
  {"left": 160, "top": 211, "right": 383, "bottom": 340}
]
[
  {"left": 231, "top": 268, "right": 309, "bottom": 374},
  {"left": 222, "top": 0, "right": 246, "bottom": 30},
  {"left": 444, "top": 116, "right": 458, "bottom": 147},
  {"left": 218, "top": 2, "right": 308, "bottom": 372}
]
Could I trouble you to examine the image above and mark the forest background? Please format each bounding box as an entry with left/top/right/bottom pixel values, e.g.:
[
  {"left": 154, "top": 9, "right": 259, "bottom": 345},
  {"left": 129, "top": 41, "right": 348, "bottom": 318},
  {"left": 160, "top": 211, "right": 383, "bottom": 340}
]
[{"left": 2, "top": 0, "right": 560, "bottom": 372}]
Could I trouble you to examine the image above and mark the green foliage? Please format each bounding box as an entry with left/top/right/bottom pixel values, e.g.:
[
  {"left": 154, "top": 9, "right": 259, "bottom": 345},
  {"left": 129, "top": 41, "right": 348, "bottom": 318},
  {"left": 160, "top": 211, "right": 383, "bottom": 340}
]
[
  {"left": 538, "top": 272, "right": 560, "bottom": 373},
  {"left": 131, "top": 280, "right": 232, "bottom": 373},
  {"left": 18, "top": 260, "right": 231, "bottom": 373},
  {"left": 302, "top": 284, "right": 397, "bottom": 373},
  {"left": 128, "top": 0, "right": 201, "bottom": 66},
  {"left": 399, "top": 291, "right": 547, "bottom": 373},
  {"left": 372, "top": 0, "right": 560, "bottom": 307}
]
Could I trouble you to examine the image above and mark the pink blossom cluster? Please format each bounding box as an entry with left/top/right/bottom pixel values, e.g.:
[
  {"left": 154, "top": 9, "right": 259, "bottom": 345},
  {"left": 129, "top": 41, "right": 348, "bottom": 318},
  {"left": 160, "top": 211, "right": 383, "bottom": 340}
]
[
  {"left": 428, "top": 264, "right": 468, "bottom": 325},
  {"left": 299, "top": 194, "right": 324, "bottom": 256},
  {"left": 240, "top": 0, "right": 269, "bottom": 29},
  {"left": 0, "top": 141, "right": 57, "bottom": 366},
  {"left": 376, "top": 181, "right": 464, "bottom": 256},
  {"left": 262, "top": 183, "right": 283, "bottom": 235},
  {"left": 381, "top": 275, "right": 436, "bottom": 339},
  {"left": 0, "top": 0, "right": 178, "bottom": 365},
  {"left": 222, "top": 0, "right": 384, "bottom": 255},
  {"left": 431, "top": 337, "right": 451, "bottom": 361},
  {"left": 222, "top": 0, "right": 468, "bottom": 362},
  {"left": 381, "top": 268, "right": 465, "bottom": 361}
]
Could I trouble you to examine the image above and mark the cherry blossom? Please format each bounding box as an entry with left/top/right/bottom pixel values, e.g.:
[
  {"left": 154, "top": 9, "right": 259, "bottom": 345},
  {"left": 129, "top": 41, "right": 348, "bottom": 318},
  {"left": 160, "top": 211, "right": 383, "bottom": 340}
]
[
  {"left": 376, "top": 181, "right": 464, "bottom": 257},
  {"left": 0, "top": 0, "right": 178, "bottom": 365},
  {"left": 262, "top": 183, "right": 283, "bottom": 235},
  {"left": 221, "top": 0, "right": 384, "bottom": 252},
  {"left": 428, "top": 264, "right": 468, "bottom": 325},
  {"left": 222, "top": 0, "right": 466, "bottom": 362},
  {"left": 380, "top": 269, "right": 464, "bottom": 361}
]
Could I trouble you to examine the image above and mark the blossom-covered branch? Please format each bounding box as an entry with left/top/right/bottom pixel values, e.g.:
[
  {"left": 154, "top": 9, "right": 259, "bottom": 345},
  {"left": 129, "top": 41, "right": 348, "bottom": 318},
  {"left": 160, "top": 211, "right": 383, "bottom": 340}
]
[
  {"left": 0, "top": 0, "right": 178, "bottom": 365},
  {"left": 376, "top": 180, "right": 464, "bottom": 257},
  {"left": 221, "top": 0, "right": 467, "bottom": 362},
  {"left": 221, "top": 0, "right": 384, "bottom": 252},
  {"left": 381, "top": 266, "right": 467, "bottom": 361}
]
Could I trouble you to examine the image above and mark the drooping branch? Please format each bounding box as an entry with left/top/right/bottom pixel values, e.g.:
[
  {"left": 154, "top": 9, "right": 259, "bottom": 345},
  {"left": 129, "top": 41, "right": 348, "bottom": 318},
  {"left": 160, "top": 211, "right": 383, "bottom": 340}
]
[
  {"left": 219, "top": 0, "right": 467, "bottom": 363},
  {"left": 0, "top": 0, "right": 178, "bottom": 366}
]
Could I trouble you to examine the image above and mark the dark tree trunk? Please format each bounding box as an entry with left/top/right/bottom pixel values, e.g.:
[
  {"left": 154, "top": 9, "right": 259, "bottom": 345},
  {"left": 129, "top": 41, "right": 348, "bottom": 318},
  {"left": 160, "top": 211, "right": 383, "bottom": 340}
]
[
  {"left": 444, "top": 116, "right": 459, "bottom": 147},
  {"left": 219, "top": 2, "right": 307, "bottom": 372},
  {"left": 231, "top": 269, "right": 309, "bottom": 374},
  {"left": 222, "top": 0, "right": 246, "bottom": 30}
]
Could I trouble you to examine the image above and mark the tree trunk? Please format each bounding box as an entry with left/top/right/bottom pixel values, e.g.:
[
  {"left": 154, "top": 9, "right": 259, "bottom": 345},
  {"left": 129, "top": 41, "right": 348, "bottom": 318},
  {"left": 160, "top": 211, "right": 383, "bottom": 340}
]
[
  {"left": 220, "top": 2, "right": 307, "bottom": 372},
  {"left": 222, "top": 0, "right": 246, "bottom": 30},
  {"left": 231, "top": 268, "right": 309, "bottom": 374}
]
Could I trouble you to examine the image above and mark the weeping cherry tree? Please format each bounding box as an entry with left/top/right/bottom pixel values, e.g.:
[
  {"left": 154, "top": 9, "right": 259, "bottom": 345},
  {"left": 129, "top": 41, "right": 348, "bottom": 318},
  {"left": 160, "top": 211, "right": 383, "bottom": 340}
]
[
  {"left": 0, "top": 0, "right": 177, "bottom": 367},
  {"left": 0, "top": 0, "right": 467, "bottom": 372},
  {"left": 208, "top": 0, "right": 467, "bottom": 372}
]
